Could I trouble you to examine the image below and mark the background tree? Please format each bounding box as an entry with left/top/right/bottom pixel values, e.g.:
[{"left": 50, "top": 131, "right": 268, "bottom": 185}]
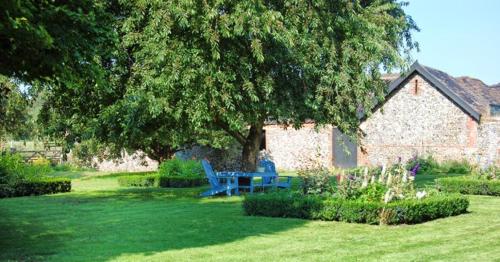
[
  {"left": 119, "top": 0, "right": 418, "bottom": 170},
  {"left": 0, "top": 76, "right": 32, "bottom": 140},
  {"left": 0, "top": 0, "right": 119, "bottom": 153},
  {"left": 36, "top": 1, "right": 226, "bottom": 162}
]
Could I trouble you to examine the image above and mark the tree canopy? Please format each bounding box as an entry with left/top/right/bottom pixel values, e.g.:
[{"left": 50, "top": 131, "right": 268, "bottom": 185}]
[
  {"left": 0, "top": 0, "right": 118, "bottom": 144},
  {"left": 0, "top": 0, "right": 115, "bottom": 83},
  {"left": 116, "top": 0, "right": 418, "bottom": 169},
  {"left": 33, "top": 0, "right": 418, "bottom": 169}
]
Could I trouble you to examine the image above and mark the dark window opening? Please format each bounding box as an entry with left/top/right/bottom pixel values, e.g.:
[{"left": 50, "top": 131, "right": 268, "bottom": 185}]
[
  {"left": 491, "top": 104, "right": 500, "bottom": 117},
  {"left": 260, "top": 130, "right": 266, "bottom": 150}
]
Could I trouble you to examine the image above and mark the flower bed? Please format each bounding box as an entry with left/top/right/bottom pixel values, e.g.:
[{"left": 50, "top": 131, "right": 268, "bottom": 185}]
[
  {"left": 243, "top": 192, "right": 469, "bottom": 225},
  {"left": 436, "top": 177, "right": 500, "bottom": 196},
  {"left": 0, "top": 177, "right": 71, "bottom": 198},
  {"left": 245, "top": 158, "right": 470, "bottom": 225}
]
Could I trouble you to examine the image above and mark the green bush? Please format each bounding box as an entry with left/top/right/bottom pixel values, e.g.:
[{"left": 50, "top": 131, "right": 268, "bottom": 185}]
[
  {"left": 0, "top": 152, "right": 52, "bottom": 180},
  {"left": 0, "top": 152, "right": 71, "bottom": 198},
  {"left": 243, "top": 192, "right": 469, "bottom": 225},
  {"left": 436, "top": 177, "right": 500, "bottom": 196},
  {"left": 406, "top": 155, "right": 473, "bottom": 175},
  {"left": 158, "top": 159, "right": 203, "bottom": 177},
  {"left": 117, "top": 174, "right": 159, "bottom": 187},
  {"left": 298, "top": 166, "right": 333, "bottom": 195},
  {"left": 51, "top": 163, "right": 95, "bottom": 172},
  {"left": 158, "top": 175, "right": 207, "bottom": 188},
  {"left": 0, "top": 177, "right": 71, "bottom": 198},
  {"left": 117, "top": 173, "right": 207, "bottom": 188},
  {"left": 242, "top": 192, "right": 323, "bottom": 219},
  {"left": 405, "top": 155, "right": 440, "bottom": 175},
  {"left": 0, "top": 152, "right": 26, "bottom": 182},
  {"left": 443, "top": 160, "right": 473, "bottom": 174},
  {"left": 107, "top": 171, "right": 156, "bottom": 179}
]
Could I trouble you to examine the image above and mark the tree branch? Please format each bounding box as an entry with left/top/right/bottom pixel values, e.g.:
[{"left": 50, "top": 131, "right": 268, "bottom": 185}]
[{"left": 214, "top": 118, "right": 246, "bottom": 145}]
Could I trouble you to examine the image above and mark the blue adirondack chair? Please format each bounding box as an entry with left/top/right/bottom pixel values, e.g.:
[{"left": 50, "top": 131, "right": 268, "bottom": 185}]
[
  {"left": 200, "top": 160, "right": 239, "bottom": 197},
  {"left": 258, "top": 159, "right": 292, "bottom": 189}
]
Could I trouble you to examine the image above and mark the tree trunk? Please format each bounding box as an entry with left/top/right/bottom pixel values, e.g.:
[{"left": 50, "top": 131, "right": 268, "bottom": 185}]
[{"left": 241, "top": 121, "right": 264, "bottom": 171}]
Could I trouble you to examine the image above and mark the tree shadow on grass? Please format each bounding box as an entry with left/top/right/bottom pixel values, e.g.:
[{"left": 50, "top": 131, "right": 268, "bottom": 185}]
[
  {"left": 0, "top": 200, "right": 74, "bottom": 261},
  {"left": 0, "top": 187, "right": 307, "bottom": 261}
]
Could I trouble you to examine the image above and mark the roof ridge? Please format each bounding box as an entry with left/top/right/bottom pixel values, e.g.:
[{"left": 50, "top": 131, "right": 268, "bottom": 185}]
[{"left": 386, "top": 62, "right": 482, "bottom": 121}]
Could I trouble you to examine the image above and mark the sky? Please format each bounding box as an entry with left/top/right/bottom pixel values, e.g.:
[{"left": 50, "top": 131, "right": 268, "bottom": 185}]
[{"left": 403, "top": 0, "right": 500, "bottom": 85}]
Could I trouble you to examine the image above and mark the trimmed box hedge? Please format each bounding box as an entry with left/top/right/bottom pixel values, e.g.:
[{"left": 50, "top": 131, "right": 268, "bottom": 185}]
[
  {"left": 158, "top": 176, "right": 207, "bottom": 188},
  {"left": 117, "top": 174, "right": 159, "bottom": 187},
  {"left": 243, "top": 192, "right": 469, "bottom": 225},
  {"left": 0, "top": 178, "right": 72, "bottom": 198},
  {"left": 117, "top": 174, "right": 207, "bottom": 188},
  {"left": 436, "top": 177, "right": 500, "bottom": 196}
]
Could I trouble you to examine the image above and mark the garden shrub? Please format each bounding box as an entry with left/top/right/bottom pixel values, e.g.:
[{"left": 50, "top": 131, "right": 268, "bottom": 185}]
[
  {"left": 117, "top": 173, "right": 207, "bottom": 188},
  {"left": 0, "top": 177, "right": 71, "bottom": 198},
  {"left": 108, "top": 171, "right": 156, "bottom": 179},
  {"left": 0, "top": 152, "right": 71, "bottom": 198},
  {"left": 436, "top": 177, "right": 500, "bottom": 196},
  {"left": 443, "top": 160, "right": 473, "bottom": 174},
  {"left": 158, "top": 175, "right": 206, "bottom": 188},
  {"left": 0, "top": 152, "right": 26, "bottom": 182},
  {"left": 406, "top": 155, "right": 473, "bottom": 175},
  {"left": 298, "top": 164, "right": 333, "bottom": 195},
  {"left": 158, "top": 159, "right": 203, "bottom": 177},
  {"left": 405, "top": 155, "right": 439, "bottom": 175},
  {"left": 0, "top": 152, "right": 52, "bottom": 179},
  {"left": 242, "top": 192, "right": 323, "bottom": 219},
  {"left": 243, "top": 192, "right": 469, "bottom": 225},
  {"left": 117, "top": 174, "right": 159, "bottom": 187}
]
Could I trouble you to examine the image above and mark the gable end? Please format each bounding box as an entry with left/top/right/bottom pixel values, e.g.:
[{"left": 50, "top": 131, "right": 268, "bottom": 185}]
[{"left": 387, "top": 62, "right": 481, "bottom": 122}]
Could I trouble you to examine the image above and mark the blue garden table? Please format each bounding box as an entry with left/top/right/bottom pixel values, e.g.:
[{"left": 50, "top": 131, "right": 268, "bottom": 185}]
[{"left": 216, "top": 171, "right": 277, "bottom": 193}]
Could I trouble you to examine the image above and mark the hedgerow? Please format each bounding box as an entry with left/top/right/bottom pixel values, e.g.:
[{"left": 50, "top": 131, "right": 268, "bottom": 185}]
[{"left": 243, "top": 192, "right": 469, "bottom": 225}]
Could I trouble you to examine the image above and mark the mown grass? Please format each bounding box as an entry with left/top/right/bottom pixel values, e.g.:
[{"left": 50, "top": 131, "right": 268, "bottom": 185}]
[{"left": 0, "top": 171, "right": 499, "bottom": 261}]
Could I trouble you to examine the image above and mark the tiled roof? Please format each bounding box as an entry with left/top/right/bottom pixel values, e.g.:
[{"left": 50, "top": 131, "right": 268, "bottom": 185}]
[
  {"left": 423, "top": 66, "right": 500, "bottom": 115},
  {"left": 386, "top": 62, "right": 500, "bottom": 120}
]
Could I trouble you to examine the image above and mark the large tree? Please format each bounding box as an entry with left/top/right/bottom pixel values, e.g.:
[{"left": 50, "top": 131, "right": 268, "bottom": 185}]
[
  {"left": 0, "top": 0, "right": 118, "bottom": 147},
  {"left": 119, "top": 0, "right": 417, "bottom": 170},
  {"left": 0, "top": 0, "right": 115, "bottom": 83},
  {"left": 36, "top": 1, "right": 223, "bottom": 162}
]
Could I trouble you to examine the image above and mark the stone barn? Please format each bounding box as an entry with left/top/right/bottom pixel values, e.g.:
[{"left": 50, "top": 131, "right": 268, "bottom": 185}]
[{"left": 264, "top": 62, "right": 500, "bottom": 170}]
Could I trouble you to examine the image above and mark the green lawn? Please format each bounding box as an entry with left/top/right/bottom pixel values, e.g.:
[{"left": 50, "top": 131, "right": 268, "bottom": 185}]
[{"left": 1, "top": 172, "right": 499, "bottom": 261}]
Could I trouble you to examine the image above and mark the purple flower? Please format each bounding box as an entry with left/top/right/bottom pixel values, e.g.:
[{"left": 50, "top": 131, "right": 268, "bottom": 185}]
[{"left": 410, "top": 163, "right": 420, "bottom": 176}]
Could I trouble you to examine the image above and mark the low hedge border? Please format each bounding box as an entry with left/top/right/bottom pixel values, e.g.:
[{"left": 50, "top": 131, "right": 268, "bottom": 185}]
[
  {"left": 158, "top": 176, "right": 207, "bottom": 188},
  {"left": 117, "top": 174, "right": 207, "bottom": 188},
  {"left": 436, "top": 177, "right": 500, "bottom": 196},
  {"left": 117, "top": 174, "right": 159, "bottom": 187},
  {"left": 243, "top": 192, "right": 469, "bottom": 225},
  {"left": 0, "top": 178, "right": 71, "bottom": 198}
]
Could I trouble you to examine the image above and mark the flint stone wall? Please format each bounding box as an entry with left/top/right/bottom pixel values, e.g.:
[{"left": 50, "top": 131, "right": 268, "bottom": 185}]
[
  {"left": 477, "top": 119, "right": 500, "bottom": 166},
  {"left": 358, "top": 74, "right": 495, "bottom": 166},
  {"left": 90, "top": 151, "right": 158, "bottom": 172},
  {"left": 264, "top": 125, "right": 332, "bottom": 170}
]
